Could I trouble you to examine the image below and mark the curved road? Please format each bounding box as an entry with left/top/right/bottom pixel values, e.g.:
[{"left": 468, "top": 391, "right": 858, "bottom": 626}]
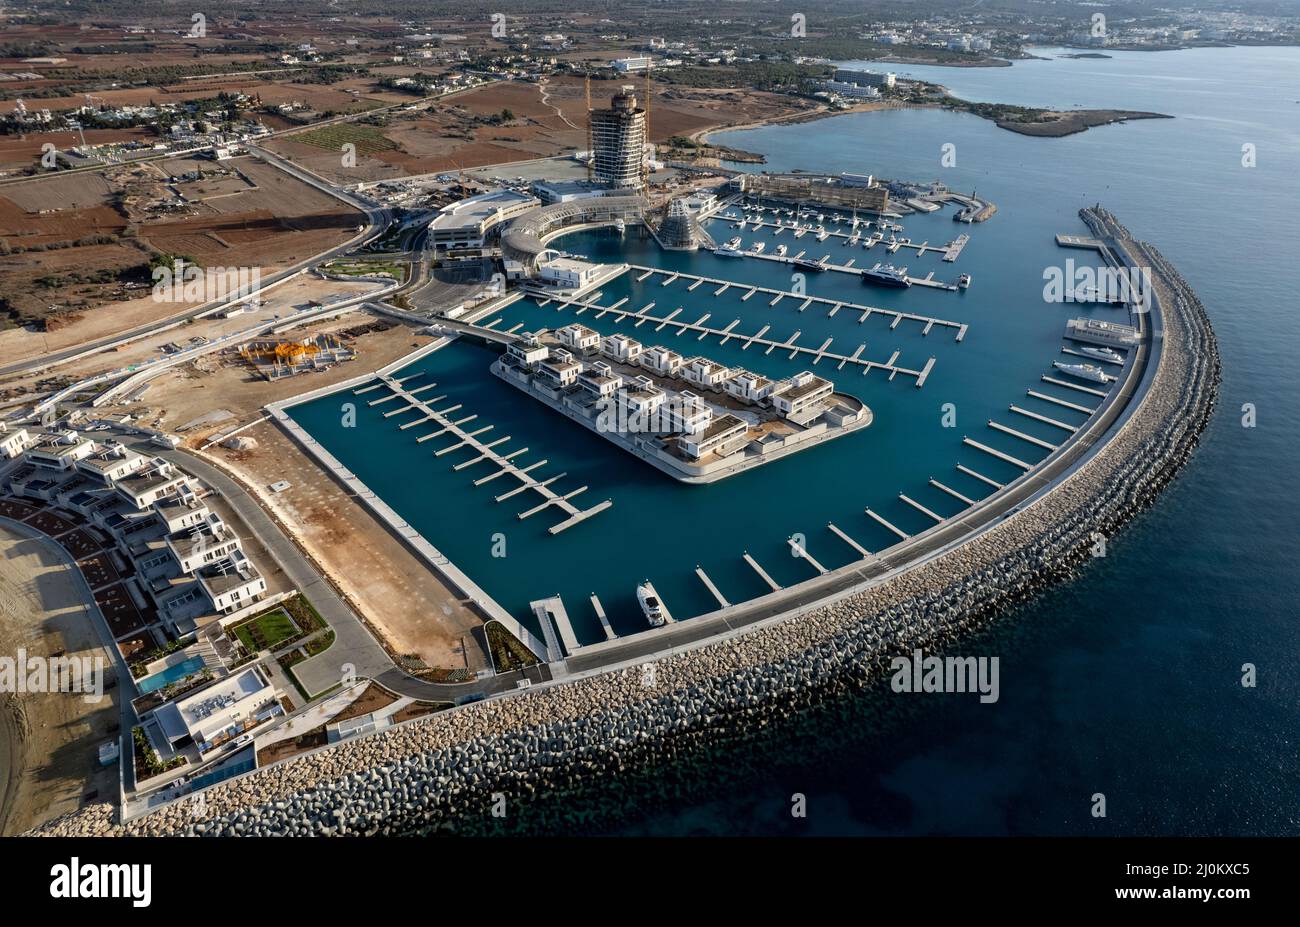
[{"left": 148, "top": 445, "right": 542, "bottom": 700}]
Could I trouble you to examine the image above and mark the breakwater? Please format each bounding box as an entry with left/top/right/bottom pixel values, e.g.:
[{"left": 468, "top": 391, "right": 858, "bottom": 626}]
[{"left": 31, "top": 208, "right": 1219, "bottom": 837}]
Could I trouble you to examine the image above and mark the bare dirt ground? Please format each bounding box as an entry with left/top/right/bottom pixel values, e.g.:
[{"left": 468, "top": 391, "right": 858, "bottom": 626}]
[
  {"left": 119, "top": 302, "right": 404, "bottom": 434},
  {"left": 0, "top": 526, "right": 119, "bottom": 836},
  {"left": 0, "top": 154, "right": 361, "bottom": 334},
  {"left": 133, "top": 314, "right": 489, "bottom": 672},
  {"left": 0, "top": 275, "right": 381, "bottom": 393},
  {"left": 213, "top": 421, "right": 489, "bottom": 672},
  {"left": 264, "top": 77, "right": 810, "bottom": 184}
]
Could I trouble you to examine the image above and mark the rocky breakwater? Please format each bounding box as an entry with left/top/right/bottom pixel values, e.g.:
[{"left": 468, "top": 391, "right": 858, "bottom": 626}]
[{"left": 33, "top": 207, "right": 1220, "bottom": 836}]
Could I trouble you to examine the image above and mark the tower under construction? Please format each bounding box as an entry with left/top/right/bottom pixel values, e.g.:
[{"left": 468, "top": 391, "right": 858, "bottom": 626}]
[{"left": 590, "top": 86, "right": 647, "bottom": 192}]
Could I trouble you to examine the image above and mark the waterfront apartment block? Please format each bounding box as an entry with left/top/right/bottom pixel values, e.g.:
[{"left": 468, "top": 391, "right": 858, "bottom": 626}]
[
  {"left": 1, "top": 429, "right": 269, "bottom": 637},
  {"left": 153, "top": 666, "right": 283, "bottom": 756},
  {"left": 833, "top": 67, "right": 897, "bottom": 89},
  {"left": 556, "top": 323, "right": 602, "bottom": 354},
  {"left": 492, "top": 331, "right": 871, "bottom": 482}
]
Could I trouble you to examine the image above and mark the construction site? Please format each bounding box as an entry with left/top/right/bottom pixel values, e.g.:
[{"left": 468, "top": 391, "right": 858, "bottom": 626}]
[{"left": 239, "top": 334, "right": 358, "bottom": 381}]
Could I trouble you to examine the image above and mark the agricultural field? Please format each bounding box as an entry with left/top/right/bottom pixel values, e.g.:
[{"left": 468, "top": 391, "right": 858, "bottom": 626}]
[
  {"left": 0, "top": 153, "right": 362, "bottom": 334},
  {"left": 292, "top": 123, "right": 402, "bottom": 156}
]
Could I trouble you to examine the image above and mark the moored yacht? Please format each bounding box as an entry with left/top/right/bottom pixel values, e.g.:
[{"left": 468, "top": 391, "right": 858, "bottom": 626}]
[
  {"left": 1053, "top": 361, "right": 1113, "bottom": 384},
  {"left": 637, "top": 581, "right": 666, "bottom": 627},
  {"left": 1077, "top": 345, "right": 1125, "bottom": 363},
  {"left": 861, "top": 263, "right": 911, "bottom": 288}
]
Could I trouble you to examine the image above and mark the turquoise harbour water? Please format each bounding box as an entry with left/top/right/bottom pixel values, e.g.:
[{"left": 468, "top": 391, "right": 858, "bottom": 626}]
[
  {"left": 297, "top": 46, "right": 1300, "bottom": 835},
  {"left": 294, "top": 198, "right": 1097, "bottom": 639}
]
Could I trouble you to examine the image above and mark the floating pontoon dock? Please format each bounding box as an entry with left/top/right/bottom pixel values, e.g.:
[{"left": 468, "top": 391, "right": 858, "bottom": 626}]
[{"left": 373, "top": 373, "right": 612, "bottom": 535}]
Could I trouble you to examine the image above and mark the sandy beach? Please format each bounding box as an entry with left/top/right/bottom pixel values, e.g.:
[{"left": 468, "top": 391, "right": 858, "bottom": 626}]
[{"left": 0, "top": 523, "right": 119, "bottom": 835}]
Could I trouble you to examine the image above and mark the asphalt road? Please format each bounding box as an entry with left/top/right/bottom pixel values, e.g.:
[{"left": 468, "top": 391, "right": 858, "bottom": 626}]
[
  {"left": 150, "top": 445, "right": 532, "bottom": 701},
  {"left": 0, "top": 157, "right": 388, "bottom": 381}
]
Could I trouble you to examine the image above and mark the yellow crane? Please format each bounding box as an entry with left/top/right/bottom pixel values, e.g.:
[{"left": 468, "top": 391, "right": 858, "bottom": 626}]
[{"left": 585, "top": 74, "right": 593, "bottom": 184}]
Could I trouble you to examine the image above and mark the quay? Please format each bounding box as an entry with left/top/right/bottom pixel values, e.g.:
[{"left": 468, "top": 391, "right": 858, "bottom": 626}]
[
  {"left": 865, "top": 507, "right": 910, "bottom": 541},
  {"left": 695, "top": 567, "right": 731, "bottom": 608},
  {"left": 1008, "top": 405, "right": 1076, "bottom": 432},
  {"left": 956, "top": 463, "right": 1004, "bottom": 490},
  {"left": 721, "top": 216, "right": 967, "bottom": 261},
  {"left": 627, "top": 260, "right": 966, "bottom": 303},
  {"left": 928, "top": 478, "right": 976, "bottom": 507},
  {"left": 743, "top": 552, "right": 782, "bottom": 592},
  {"left": 1026, "top": 389, "right": 1095, "bottom": 414},
  {"left": 899, "top": 493, "right": 945, "bottom": 524},
  {"left": 530, "top": 596, "right": 582, "bottom": 657},
  {"left": 827, "top": 522, "right": 872, "bottom": 559},
  {"left": 788, "top": 537, "right": 829, "bottom": 575},
  {"left": 988, "top": 420, "right": 1059, "bottom": 452},
  {"left": 627, "top": 264, "right": 967, "bottom": 337},
  {"left": 589, "top": 594, "right": 617, "bottom": 641},
  {"left": 1041, "top": 375, "right": 1109, "bottom": 398}
]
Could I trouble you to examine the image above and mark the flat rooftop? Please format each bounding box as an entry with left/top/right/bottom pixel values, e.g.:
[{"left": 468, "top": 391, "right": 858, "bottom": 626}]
[{"left": 429, "top": 189, "right": 537, "bottom": 232}]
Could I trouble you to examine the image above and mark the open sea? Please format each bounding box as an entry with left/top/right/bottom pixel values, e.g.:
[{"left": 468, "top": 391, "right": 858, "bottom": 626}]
[{"left": 292, "top": 45, "right": 1299, "bottom": 835}]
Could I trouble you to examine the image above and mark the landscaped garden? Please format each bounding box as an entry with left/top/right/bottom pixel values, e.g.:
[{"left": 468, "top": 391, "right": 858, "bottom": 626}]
[{"left": 231, "top": 606, "right": 300, "bottom": 654}]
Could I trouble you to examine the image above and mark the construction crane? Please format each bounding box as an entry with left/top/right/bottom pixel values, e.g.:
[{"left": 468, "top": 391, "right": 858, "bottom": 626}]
[
  {"left": 584, "top": 75, "right": 593, "bottom": 184},
  {"left": 642, "top": 66, "right": 652, "bottom": 191}
]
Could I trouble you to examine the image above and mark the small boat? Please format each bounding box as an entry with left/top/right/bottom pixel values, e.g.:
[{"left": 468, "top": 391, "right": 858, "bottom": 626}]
[
  {"left": 958, "top": 273, "right": 971, "bottom": 289},
  {"left": 637, "top": 581, "right": 666, "bottom": 627},
  {"left": 614, "top": 218, "right": 626, "bottom": 235},
  {"left": 749, "top": 241, "right": 765, "bottom": 254},
  {"left": 793, "top": 257, "right": 826, "bottom": 272},
  {"left": 774, "top": 244, "right": 788, "bottom": 257}
]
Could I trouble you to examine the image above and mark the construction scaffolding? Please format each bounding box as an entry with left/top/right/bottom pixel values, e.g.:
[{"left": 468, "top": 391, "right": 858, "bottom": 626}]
[{"left": 238, "top": 334, "right": 357, "bottom": 381}]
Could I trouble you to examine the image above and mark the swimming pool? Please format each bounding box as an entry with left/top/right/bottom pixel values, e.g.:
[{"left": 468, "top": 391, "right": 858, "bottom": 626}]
[{"left": 136, "top": 655, "right": 207, "bottom": 694}]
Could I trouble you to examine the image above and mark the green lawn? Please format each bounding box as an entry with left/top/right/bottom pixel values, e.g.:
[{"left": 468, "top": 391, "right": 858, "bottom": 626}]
[{"left": 232, "top": 608, "right": 299, "bottom": 654}]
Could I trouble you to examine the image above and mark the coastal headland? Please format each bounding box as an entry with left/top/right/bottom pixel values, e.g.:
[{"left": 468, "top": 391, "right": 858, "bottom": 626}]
[{"left": 30, "top": 207, "right": 1221, "bottom": 837}]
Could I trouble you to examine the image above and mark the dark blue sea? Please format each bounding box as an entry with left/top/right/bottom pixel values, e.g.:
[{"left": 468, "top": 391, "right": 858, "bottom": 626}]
[
  {"left": 292, "top": 46, "right": 1300, "bottom": 836},
  {"left": 612, "top": 46, "right": 1300, "bottom": 836}
]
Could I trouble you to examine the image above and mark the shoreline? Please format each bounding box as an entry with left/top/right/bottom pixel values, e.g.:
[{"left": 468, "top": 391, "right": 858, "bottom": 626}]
[
  {"left": 691, "top": 93, "right": 1169, "bottom": 149},
  {"left": 30, "top": 206, "right": 1221, "bottom": 837}
]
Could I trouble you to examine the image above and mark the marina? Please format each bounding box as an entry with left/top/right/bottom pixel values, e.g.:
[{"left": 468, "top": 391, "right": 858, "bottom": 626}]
[
  {"left": 370, "top": 373, "right": 613, "bottom": 536},
  {"left": 284, "top": 206, "right": 1138, "bottom": 648}
]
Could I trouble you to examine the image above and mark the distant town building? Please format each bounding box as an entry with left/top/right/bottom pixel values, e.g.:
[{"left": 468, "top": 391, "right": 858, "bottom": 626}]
[
  {"left": 821, "top": 80, "right": 880, "bottom": 100},
  {"left": 612, "top": 56, "right": 653, "bottom": 72},
  {"left": 833, "top": 68, "right": 896, "bottom": 89}
]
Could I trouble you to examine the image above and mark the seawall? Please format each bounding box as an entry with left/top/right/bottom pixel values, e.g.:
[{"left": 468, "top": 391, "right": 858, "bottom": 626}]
[{"left": 31, "top": 207, "right": 1220, "bottom": 836}]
